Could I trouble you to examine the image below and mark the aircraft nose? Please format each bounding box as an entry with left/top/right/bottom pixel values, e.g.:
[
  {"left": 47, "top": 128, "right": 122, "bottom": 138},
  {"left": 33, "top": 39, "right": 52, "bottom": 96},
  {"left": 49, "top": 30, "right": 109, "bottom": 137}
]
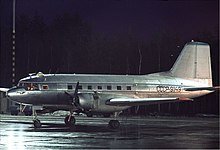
[{"left": 7, "top": 87, "right": 26, "bottom": 100}]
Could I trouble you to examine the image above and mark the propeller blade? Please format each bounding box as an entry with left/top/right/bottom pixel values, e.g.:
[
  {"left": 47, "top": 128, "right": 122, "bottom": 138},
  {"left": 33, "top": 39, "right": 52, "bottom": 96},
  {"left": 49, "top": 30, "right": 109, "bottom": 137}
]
[
  {"left": 73, "top": 81, "right": 79, "bottom": 98},
  {"left": 73, "top": 81, "right": 80, "bottom": 108}
]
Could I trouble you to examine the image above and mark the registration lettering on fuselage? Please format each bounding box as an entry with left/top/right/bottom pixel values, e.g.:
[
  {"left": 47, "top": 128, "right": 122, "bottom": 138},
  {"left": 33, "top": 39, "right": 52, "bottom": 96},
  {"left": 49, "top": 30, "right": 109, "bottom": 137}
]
[{"left": 156, "top": 85, "right": 181, "bottom": 93}]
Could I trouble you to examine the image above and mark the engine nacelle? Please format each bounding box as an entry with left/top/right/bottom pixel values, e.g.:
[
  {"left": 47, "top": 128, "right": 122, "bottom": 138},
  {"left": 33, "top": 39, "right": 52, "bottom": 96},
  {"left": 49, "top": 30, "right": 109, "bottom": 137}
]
[{"left": 78, "top": 93, "right": 94, "bottom": 110}]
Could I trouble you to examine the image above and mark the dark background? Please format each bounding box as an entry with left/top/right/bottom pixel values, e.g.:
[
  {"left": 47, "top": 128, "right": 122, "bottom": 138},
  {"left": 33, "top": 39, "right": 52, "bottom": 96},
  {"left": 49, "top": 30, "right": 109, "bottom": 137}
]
[{"left": 0, "top": 0, "right": 219, "bottom": 115}]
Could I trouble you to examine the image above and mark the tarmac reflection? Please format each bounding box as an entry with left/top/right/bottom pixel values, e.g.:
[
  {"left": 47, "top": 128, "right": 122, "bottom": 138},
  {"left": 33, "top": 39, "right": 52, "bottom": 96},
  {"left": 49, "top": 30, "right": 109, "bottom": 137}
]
[{"left": 0, "top": 115, "right": 219, "bottom": 149}]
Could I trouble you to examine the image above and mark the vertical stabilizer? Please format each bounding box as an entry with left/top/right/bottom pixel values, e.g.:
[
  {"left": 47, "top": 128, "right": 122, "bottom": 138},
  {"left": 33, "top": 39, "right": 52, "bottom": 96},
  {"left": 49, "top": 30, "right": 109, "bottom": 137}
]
[{"left": 170, "top": 42, "right": 212, "bottom": 86}]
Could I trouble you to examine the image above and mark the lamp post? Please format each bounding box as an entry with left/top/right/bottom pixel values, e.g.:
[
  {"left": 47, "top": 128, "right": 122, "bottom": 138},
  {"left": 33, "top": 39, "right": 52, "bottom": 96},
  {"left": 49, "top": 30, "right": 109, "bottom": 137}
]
[{"left": 12, "top": 0, "right": 16, "bottom": 85}]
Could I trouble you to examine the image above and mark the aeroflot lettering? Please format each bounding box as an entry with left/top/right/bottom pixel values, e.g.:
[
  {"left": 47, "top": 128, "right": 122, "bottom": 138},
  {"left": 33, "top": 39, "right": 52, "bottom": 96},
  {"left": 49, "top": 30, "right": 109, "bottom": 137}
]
[{"left": 156, "top": 85, "right": 181, "bottom": 93}]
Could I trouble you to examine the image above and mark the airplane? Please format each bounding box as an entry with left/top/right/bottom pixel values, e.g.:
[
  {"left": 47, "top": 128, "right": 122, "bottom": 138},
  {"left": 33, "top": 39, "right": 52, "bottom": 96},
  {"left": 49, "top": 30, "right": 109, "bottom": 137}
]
[{"left": 0, "top": 41, "right": 218, "bottom": 129}]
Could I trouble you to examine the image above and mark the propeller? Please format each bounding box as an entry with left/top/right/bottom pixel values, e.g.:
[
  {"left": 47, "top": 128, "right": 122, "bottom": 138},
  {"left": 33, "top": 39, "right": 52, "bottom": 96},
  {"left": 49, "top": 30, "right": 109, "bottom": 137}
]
[
  {"left": 65, "top": 81, "right": 84, "bottom": 111},
  {"left": 72, "top": 81, "right": 80, "bottom": 107}
]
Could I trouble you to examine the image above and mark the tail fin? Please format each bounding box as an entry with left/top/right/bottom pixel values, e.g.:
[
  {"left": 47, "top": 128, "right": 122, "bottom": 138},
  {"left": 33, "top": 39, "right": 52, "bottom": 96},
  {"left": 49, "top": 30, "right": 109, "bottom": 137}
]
[{"left": 170, "top": 41, "right": 212, "bottom": 86}]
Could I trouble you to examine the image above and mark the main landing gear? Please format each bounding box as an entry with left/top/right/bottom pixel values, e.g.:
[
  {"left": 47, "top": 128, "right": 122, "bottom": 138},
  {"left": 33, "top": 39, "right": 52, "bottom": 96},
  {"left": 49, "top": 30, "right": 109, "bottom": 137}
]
[
  {"left": 108, "top": 120, "right": 120, "bottom": 129},
  {"left": 33, "top": 119, "right": 41, "bottom": 128},
  {"left": 108, "top": 112, "right": 121, "bottom": 129},
  {"left": 64, "top": 110, "right": 76, "bottom": 127},
  {"left": 64, "top": 115, "right": 76, "bottom": 127}
]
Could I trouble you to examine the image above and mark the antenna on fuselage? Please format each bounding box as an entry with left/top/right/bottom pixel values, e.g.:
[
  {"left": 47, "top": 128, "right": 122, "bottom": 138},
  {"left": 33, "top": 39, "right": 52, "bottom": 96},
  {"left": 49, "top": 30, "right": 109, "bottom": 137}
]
[{"left": 37, "top": 72, "right": 44, "bottom": 77}]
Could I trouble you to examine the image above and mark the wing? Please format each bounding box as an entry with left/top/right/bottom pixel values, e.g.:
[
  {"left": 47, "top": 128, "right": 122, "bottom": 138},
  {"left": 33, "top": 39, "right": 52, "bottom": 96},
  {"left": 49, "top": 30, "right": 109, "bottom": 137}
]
[
  {"left": 70, "top": 91, "right": 193, "bottom": 107},
  {"left": 106, "top": 97, "right": 193, "bottom": 106},
  {"left": 0, "top": 88, "right": 9, "bottom": 92}
]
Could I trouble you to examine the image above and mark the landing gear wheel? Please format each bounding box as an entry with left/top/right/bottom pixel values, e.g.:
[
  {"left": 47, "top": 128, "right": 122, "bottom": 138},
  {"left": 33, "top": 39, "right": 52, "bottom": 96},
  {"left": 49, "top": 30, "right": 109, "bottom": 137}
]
[
  {"left": 64, "top": 115, "right": 76, "bottom": 127},
  {"left": 33, "top": 119, "right": 41, "bottom": 128},
  {"left": 108, "top": 120, "right": 120, "bottom": 129}
]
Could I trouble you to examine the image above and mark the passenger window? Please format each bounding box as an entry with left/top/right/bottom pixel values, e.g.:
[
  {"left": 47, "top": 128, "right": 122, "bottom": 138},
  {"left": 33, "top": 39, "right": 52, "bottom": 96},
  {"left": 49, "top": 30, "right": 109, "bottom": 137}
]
[
  {"left": 42, "top": 85, "right": 49, "bottom": 90},
  {"left": 88, "top": 85, "right": 92, "bottom": 90},
  {"left": 127, "top": 86, "right": 131, "bottom": 90},
  {"left": 68, "top": 85, "right": 73, "bottom": 90},
  {"left": 107, "top": 86, "right": 112, "bottom": 90},
  {"left": 98, "top": 86, "right": 102, "bottom": 90},
  {"left": 117, "top": 86, "right": 121, "bottom": 90}
]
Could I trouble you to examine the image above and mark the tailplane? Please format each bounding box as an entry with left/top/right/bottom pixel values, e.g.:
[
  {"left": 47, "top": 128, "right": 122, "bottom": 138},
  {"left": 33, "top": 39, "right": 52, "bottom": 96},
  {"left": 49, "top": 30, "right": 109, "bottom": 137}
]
[{"left": 170, "top": 41, "right": 212, "bottom": 86}]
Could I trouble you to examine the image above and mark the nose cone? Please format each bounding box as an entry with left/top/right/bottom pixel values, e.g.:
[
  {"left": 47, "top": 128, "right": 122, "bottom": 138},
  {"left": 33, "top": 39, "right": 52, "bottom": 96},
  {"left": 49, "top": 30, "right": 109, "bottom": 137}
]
[{"left": 7, "top": 87, "right": 26, "bottom": 102}]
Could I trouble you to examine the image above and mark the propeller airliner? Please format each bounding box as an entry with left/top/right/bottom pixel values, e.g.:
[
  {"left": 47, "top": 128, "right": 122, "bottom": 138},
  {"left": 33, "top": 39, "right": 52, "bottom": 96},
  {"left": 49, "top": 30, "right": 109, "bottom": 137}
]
[{"left": 0, "top": 41, "right": 218, "bottom": 128}]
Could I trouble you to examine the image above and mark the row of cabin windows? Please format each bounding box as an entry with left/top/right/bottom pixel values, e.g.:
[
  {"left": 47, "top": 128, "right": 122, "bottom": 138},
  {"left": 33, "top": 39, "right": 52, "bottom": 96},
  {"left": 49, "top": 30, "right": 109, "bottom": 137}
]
[
  {"left": 68, "top": 85, "right": 132, "bottom": 91},
  {"left": 18, "top": 83, "right": 132, "bottom": 91}
]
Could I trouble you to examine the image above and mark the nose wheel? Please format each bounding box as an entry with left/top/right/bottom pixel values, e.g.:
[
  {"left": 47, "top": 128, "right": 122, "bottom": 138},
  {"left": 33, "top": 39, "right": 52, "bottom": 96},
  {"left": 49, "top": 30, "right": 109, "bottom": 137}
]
[{"left": 32, "top": 107, "right": 42, "bottom": 128}]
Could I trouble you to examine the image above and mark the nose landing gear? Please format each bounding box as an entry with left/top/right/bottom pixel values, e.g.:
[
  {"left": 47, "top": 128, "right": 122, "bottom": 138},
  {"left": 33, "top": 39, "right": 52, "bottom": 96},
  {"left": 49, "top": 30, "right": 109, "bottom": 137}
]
[
  {"left": 32, "top": 107, "right": 42, "bottom": 128},
  {"left": 108, "top": 111, "right": 121, "bottom": 129}
]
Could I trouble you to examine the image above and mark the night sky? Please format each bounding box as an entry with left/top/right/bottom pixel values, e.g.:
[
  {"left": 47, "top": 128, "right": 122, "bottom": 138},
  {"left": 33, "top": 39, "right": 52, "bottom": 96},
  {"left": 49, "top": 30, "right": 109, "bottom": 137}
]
[
  {"left": 0, "top": 0, "right": 219, "bottom": 80},
  {"left": 2, "top": 0, "right": 219, "bottom": 40}
]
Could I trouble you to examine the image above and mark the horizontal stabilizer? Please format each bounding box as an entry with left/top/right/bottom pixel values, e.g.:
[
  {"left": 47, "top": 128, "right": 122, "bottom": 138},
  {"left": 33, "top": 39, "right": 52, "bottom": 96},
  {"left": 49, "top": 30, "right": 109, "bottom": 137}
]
[{"left": 106, "top": 97, "right": 193, "bottom": 106}]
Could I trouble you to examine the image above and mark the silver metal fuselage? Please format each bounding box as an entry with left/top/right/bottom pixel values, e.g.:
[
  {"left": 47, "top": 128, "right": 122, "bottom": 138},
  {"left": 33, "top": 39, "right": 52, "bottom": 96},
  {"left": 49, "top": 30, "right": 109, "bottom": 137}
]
[{"left": 7, "top": 72, "right": 212, "bottom": 113}]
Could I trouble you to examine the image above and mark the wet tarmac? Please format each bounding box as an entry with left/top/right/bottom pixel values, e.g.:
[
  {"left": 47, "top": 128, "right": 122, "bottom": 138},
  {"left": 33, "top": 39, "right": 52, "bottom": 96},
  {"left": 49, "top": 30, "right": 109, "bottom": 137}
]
[{"left": 0, "top": 114, "right": 219, "bottom": 149}]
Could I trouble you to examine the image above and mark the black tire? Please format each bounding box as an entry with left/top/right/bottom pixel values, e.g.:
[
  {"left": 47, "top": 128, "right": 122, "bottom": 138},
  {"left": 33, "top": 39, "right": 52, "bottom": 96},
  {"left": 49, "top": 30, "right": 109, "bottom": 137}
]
[
  {"left": 33, "top": 119, "right": 41, "bottom": 128},
  {"left": 64, "top": 115, "right": 76, "bottom": 127},
  {"left": 108, "top": 120, "right": 120, "bottom": 129}
]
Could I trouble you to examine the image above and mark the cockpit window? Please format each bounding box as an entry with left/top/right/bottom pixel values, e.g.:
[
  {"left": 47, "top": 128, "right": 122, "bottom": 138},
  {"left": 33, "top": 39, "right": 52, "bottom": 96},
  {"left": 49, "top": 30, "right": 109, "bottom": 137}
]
[
  {"left": 32, "top": 83, "right": 39, "bottom": 90},
  {"left": 17, "top": 82, "right": 39, "bottom": 90}
]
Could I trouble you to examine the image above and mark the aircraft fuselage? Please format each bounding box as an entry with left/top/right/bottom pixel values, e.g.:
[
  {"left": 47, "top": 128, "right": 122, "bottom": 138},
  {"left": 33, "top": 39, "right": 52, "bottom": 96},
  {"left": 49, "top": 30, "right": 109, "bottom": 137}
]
[{"left": 7, "top": 72, "right": 212, "bottom": 113}]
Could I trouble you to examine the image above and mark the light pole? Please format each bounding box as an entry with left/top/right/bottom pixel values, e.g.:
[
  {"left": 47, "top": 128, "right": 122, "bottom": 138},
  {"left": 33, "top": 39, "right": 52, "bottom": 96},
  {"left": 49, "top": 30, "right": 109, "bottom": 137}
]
[{"left": 12, "top": 0, "right": 16, "bottom": 85}]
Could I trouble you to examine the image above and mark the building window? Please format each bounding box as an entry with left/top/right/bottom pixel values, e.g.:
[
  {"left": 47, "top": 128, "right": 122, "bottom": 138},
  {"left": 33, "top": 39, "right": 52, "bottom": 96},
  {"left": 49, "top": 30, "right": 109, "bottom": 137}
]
[
  {"left": 88, "top": 85, "right": 92, "bottom": 90},
  {"left": 98, "top": 86, "right": 102, "bottom": 90},
  {"left": 127, "top": 86, "right": 131, "bottom": 90},
  {"left": 117, "top": 86, "right": 121, "bottom": 90},
  {"left": 68, "top": 85, "right": 73, "bottom": 90},
  {"left": 107, "top": 86, "right": 112, "bottom": 90}
]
